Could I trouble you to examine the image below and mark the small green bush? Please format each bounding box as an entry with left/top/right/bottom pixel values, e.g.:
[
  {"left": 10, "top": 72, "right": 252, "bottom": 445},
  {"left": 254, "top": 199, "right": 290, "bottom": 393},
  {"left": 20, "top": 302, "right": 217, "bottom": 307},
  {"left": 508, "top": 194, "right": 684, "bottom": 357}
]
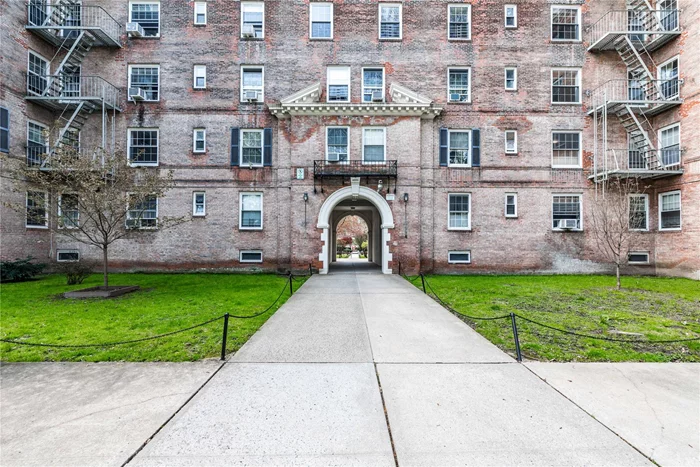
[
  {"left": 54, "top": 261, "right": 95, "bottom": 285},
  {"left": 0, "top": 256, "right": 47, "bottom": 283}
]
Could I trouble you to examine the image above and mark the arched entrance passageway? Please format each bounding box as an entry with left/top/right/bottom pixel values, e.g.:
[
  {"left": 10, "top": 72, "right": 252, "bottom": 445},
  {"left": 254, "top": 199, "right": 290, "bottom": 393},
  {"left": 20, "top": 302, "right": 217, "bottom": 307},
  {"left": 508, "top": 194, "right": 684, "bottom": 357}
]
[{"left": 317, "top": 186, "right": 394, "bottom": 274}]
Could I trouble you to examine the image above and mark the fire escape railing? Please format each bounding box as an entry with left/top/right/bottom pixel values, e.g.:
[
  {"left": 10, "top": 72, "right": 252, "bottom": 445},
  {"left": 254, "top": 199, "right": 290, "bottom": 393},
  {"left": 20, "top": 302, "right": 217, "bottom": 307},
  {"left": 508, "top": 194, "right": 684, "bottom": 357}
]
[
  {"left": 27, "top": 2, "right": 122, "bottom": 46},
  {"left": 589, "top": 9, "right": 680, "bottom": 51}
]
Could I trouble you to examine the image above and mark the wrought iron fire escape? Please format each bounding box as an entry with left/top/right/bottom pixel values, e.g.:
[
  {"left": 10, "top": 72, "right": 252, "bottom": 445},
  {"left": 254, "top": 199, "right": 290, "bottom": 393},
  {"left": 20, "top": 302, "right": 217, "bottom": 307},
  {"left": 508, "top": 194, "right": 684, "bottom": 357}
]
[
  {"left": 588, "top": 0, "right": 683, "bottom": 181},
  {"left": 25, "top": 0, "right": 123, "bottom": 167}
]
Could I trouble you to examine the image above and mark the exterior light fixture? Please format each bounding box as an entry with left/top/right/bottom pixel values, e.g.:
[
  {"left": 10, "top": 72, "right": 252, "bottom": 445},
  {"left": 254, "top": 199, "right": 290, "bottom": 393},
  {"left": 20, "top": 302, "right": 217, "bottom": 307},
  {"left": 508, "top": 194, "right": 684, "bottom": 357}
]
[
  {"left": 403, "top": 192, "right": 409, "bottom": 238},
  {"left": 303, "top": 193, "right": 309, "bottom": 228},
  {"left": 303, "top": 192, "right": 309, "bottom": 202},
  {"left": 403, "top": 192, "right": 409, "bottom": 203},
  {"left": 377, "top": 180, "right": 384, "bottom": 192}
]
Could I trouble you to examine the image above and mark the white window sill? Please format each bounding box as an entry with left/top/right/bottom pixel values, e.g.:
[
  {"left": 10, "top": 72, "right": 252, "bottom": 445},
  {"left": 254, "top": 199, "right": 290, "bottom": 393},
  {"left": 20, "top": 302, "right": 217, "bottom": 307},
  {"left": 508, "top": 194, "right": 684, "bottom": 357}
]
[
  {"left": 551, "top": 101, "right": 582, "bottom": 105},
  {"left": 505, "top": 215, "right": 518, "bottom": 219},
  {"left": 552, "top": 228, "right": 583, "bottom": 232},
  {"left": 379, "top": 37, "right": 403, "bottom": 41},
  {"left": 448, "top": 37, "right": 472, "bottom": 41},
  {"left": 192, "top": 214, "right": 206, "bottom": 218},
  {"left": 193, "top": 87, "right": 206, "bottom": 90},
  {"left": 193, "top": 150, "right": 206, "bottom": 154},
  {"left": 550, "top": 39, "right": 582, "bottom": 43},
  {"left": 659, "top": 228, "right": 681, "bottom": 232},
  {"left": 26, "top": 225, "right": 49, "bottom": 229},
  {"left": 505, "top": 88, "right": 518, "bottom": 92},
  {"left": 551, "top": 165, "right": 582, "bottom": 169},
  {"left": 310, "top": 37, "right": 333, "bottom": 41},
  {"left": 130, "top": 99, "right": 160, "bottom": 103},
  {"left": 447, "top": 100, "right": 472, "bottom": 104},
  {"left": 447, "top": 164, "right": 472, "bottom": 169},
  {"left": 129, "top": 162, "right": 159, "bottom": 167},
  {"left": 240, "top": 227, "right": 263, "bottom": 231},
  {"left": 448, "top": 227, "right": 472, "bottom": 232}
]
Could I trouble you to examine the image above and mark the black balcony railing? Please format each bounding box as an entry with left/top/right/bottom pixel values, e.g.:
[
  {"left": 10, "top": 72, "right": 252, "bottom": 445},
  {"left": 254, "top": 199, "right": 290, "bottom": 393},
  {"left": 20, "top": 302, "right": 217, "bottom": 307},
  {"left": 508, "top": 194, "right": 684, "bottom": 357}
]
[{"left": 313, "top": 160, "right": 398, "bottom": 178}]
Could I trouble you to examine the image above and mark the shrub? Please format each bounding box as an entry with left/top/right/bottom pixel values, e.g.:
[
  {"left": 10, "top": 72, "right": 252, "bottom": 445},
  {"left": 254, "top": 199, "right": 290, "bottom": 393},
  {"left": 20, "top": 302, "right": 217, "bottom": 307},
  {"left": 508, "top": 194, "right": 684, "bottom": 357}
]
[
  {"left": 54, "top": 261, "right": 95, "bottom": 285},
  {"left": 0, "top": 257, "right": 47, "bottom": 283}
]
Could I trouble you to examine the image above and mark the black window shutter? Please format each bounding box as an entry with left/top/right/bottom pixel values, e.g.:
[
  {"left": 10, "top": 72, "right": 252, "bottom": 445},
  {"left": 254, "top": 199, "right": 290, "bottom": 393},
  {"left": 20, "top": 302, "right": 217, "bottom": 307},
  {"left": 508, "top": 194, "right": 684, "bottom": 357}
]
[
  {"left": 230, "top": 128, "right": 239, "bottom": 166},
  {"left": 0, "top": 107, "right": 9, "bottom": 153},
  {"left": 472, "top": 128, "right": 481, "bottom": 167},
  {"left": 263, "top": 128, "right": 272, "bottom": 167},
  {"left": 439, "top": 127, "right": 448, "bottom": 167}
]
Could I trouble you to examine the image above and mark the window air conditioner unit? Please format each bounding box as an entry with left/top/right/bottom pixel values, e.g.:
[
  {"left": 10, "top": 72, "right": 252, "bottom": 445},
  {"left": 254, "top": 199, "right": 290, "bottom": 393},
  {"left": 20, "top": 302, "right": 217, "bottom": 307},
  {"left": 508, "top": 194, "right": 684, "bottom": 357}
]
[
  {"left": 371, "top": 90, "right": 383, "bottom": 102},
  {"left": 244, "top": 90, "right": 259, "bottom": 101},
  {"left": 128, "top": 87, "right": 146, "bottom": 102},
  {"left": 242, "top": 24, "right": 255, "bottom": 37},
  {"left": 126, "top": 22, "right": 145, "bottom": 38},
  {"left": 450, "top": 93, "right": 462, "bottom": 101},
  {"left": 327, "top": 152, "right": 340, "bottom": 162},
  {"left": 559, "top": 219, "right": 578, "bottom": 230}
]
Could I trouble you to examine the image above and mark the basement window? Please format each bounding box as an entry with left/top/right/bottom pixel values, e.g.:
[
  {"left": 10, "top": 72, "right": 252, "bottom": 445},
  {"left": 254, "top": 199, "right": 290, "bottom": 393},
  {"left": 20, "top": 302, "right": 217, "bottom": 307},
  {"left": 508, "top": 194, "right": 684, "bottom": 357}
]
[
  {"left": 57, "top": 250, "right": 80, "bottom": 262},
  {"left": 628, "top": 252, "right": 650, "bottom": 265},
  {"left": 448, "top": 251, "right": 471, "bottom": 264},
  {"left": 240, "top": 250, "right": 263, "bottom": 263},
  {"left": 130, "top": 2, "right": 160, "bottom": 37}
]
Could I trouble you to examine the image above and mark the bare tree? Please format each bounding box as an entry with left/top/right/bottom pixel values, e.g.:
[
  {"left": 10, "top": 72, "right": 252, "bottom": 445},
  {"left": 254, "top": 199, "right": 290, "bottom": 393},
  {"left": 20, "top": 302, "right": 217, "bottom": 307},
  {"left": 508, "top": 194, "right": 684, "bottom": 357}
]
[
  {"left": 587, "top": 177, "right": 649, "bottom": 289},
  {"left": 5, "top": 143, "right": 185, "bottom": 288}
]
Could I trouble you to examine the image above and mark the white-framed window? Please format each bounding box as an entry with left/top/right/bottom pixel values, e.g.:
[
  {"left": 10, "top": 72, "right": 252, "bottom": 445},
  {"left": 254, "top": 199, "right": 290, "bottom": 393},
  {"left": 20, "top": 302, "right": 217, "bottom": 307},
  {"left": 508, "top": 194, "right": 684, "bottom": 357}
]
[
  {"left": 240, "top": 66, "right": 264, "bottom": 102},
  {"left": 240, "top": 129, "right": 263, "bottom": 167},
  {"left": 192, "top": 191, "right": 206, "bottom": 216},
  {"left": 628, "top": 251, "right": 650, "bottom": 265},
  {"left": 448, "top": 68, "right": 470, "bottom": 103},
  {"left": 128, "top": 128, "right": 159, "bottom": 166},
  {"left": 505, "top": 67, "right": 517, "bottom": 91},
  {"left": 193, "top": 128, "right": 206, "bottom": 153},
  {"left": 362, "top": 127, "right": 386, "bottom": 163},
  {"left": 551, "top": 5, "right": 581, "bottom": 41},
  {"left": 27, "top": 120, "right": 48, "bottom": 166},
  {"left": 448, "top": 251, "right": 471, "bottom": 264},
  {"left": 240, "top": 250, "right": 263, "bottom": 263},
  {"left": 128, "top": 65, "right": 160, "bottom": 101},
  {"left": 448, "top": 4, "right": 471, "bottom": 40},
  {"left": 552, "top": 68, "right": 581, "bottom": 104},
  {"left": 505, "top": 130, "right": 518, "bottom": 154},
  {"left": 658, "top": 56, "right": 679, "bottom": 100},
  {"left": 659, "top": 190, "right": 681, "bottom": 231},
  {"left": 194, "top": 2, "right": 207, "bottom": 25},
  {"left": 310, "top": 2, "right": 333, "bottom": 39},
  {"left": 552, "top": 194, "right": 582, "bottom": 231},
  {"left": 28, "top": 51, "right": 49, "bottom": 95},
  {"left": 659, "top": 0, "right": 679, "bottom": 31},
  {"left": 659, "top": 123, "right": 681, "bottom": 167},
  {"left": 326, "top": 127, "right": 349, "bottom": 162},
  {"left": 505, "top": 4, "right": 517, "bottom": 28},
  {"left": 193, "top": 65, "right": 206, "bottom": 89},
  {"left": 447, "top": 129, "right": 471, "bottom": 167},
  {"left": 629, "top": 194, "right": 649, "bottom": 231},
  {"left": 26, "top": 191, "right": 48, "bottom": 228},
  {"left": 327, "top": 66, "right": 350, "bottom": 103},
  {"left": 0, "top": 106, "right": 9, "bottom": 153},
  {"left": 505, "top": 193, "right": 517, "bottom": 218},
  {"left": 129, "top": 2, "right": 160, "bottom": 37},
  {"left": 57, "top": 250, "right": 80, "bottom": 262},
  {"left": 126, "top": 194, "right": 158, "bottom": 229},
  {"left": 240, "top": 192, "right": 263, "bottom": 230},
  {"left": 60, "top": 65, "right": 81, "bottom": 99},
  {"left": 362, "top": 67, "right": 385, "bottom": 102},
  {"left": 379, "top": 3, "right": 402, "bottom": 40},
  {"left": 552, "top": 131, "right": 581, "bottom": 168},
  {"left": 448, "top": 193, "right": 471, "bottom": 230},
  {"left": 58, "top": 193, "right": 79, "bottom": 229},
  {"left": 241, "top": 2, "right": 264, "bottom": 39}
]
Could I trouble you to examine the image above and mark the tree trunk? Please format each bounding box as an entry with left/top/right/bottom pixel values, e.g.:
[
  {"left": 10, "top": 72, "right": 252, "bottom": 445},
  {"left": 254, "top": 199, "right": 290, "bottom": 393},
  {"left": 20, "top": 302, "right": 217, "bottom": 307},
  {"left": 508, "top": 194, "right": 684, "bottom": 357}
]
[
  {"left": 616, "top": 263, "right": 621, "bottom": 290},
  {"left": 102, "top": 246, "right": 109, "bottom": 288}
]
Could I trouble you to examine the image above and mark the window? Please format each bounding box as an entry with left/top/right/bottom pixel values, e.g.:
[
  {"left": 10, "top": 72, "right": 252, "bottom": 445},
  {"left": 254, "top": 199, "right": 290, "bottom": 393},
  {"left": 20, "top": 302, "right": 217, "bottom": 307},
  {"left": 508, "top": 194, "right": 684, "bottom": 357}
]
[
  {"left": 59, "top": 194, "right": 79, "bottom": 229},
  {"left": 127, "top": 195, "right": 158, "bottom": 229},
  {"left": 192, "top": 192, "right": 206, "bottom": 216},
  {"left": 26, "top": 191, "right": 47, "bottom": 228},
  {"left": 194, "top": 2, "right": 206, "bottom": 25},
  {"left": 659, "top": 0, "right": 679, "bottom": 31},
  {"left": 240, "top": 250, "right": 263, "bottom": 263},
  {"left": 193, "top": 129, "right": 206, "bottom": 153},
  {"left": 128, "top": 129, "right": 159, "bottom": 165},
  {"left": 28, "top": 51, "right": 49, "bottom": 95},
  {"left": 505, "top": 130, "right": 518, "bottom": 154},
  {"left": 552, "top": 69, "right": 581, "bottom": 104},
  {"left": 241, "top": 2, "right": 264, "bottom": 39},
  {"left": 659, "top": 191, "right": 681, "bottom": 231},
  {"left": 628, "top": 70, "right": 645, "bottom": 103},
  {"left": 128, "top": 65, "right": 160, "bottom": 101},
  {"left": 659, "top": 123, "right": 680, "bottom": 167},
  {"left": 447, "top": 130, "right": 471, "bottom": 166},
  {"left": 241, "top": 66, "right": 264, "bottom": 101},
  {"left": 505, "top": 194, "right": 517, "bottom": 218},
  {"left": 658, "top": 57, "right": 679, "bottom": 100},
  {"left": 0, "top": 107, "right": 8, "bottom": 153},
  {"left": 448, "top": 68, "right": 470, "bottom": 103},
  {"left": 240, "top": 192, "right": 263, "bottom": 229},
  {"left": 629, "top": 194, "right": 649, "bottom": 231},
  {"left": 448, "top": 194, "right": 471, "bottom": 230},
  {"left": 362, "top": 68, "right": 385, "bottom": 102},
  {"left": 628, "top": 252, "right": 650, "bottom": 265},
  {"left": 448, "top": 4, "right": 471, "bottom": 40},
  {"left": 505, "top": 68, "right": 517, "bottom": 91},
  {"left": 240, "top": 129, "right": 263, "bottom": 167},
  {"left": 27, "top": 121, "right": 48, "bottom": 166},
  {"left": 362, "top": 128, "right": 386, "bottom": 162},
  {"left": 57, "top": 250, "right": 80, "bottom": 262},
  {"left": 193, "top": 65, "right": 206, "bottom": 89},
  {"left": 505, "top": 4, "right": 517, "bottom": 28},
  {"left": 327, "top": 66, "right": 350, "bottom": 102},
  {"left": 61, "top": 65, "right": 81, "bottom": 99},
  {"left": 130, "top": 2, "right": 160, "bottom": 37},
  {"left": 326, "top": 127, "right": 349, "bottom": 162},
  {"left": 628, "top": 136, "right": 645, "bottom": 169},
  {"left": 310, "top": 2, "right": 333, "bottom": 39},
  {"left": 552, "top": 132, "right": 581, "bottom": 167},
  {"left": 551, "top": 5, "right": 580, "bottom": 41},
  {"left": 448, "top": 251, "right": 471, "bottom": 264},
  {"left": 379, "top": 3, "right": 402, "bottom": 40},
  {"left": 552, "top": 194, "right": 582, "bottom": 230}
]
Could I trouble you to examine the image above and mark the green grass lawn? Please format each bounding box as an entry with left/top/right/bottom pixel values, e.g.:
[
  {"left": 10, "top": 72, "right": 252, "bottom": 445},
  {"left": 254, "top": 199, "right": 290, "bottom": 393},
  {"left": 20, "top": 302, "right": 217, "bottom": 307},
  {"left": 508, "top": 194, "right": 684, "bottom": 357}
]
[
  {"left": 412, "top": 275, "right": 700, "bottom": 362},
  {"left": 0, "top": 273, "right": 304, "bottom": 362}
]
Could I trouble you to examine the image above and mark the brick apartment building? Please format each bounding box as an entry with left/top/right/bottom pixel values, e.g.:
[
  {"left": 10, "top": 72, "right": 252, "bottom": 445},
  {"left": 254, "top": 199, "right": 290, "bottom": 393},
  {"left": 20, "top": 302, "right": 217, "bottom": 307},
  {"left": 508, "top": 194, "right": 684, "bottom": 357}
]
[{"left": 0, "top": 0, "right": 698, "bottom": 279}]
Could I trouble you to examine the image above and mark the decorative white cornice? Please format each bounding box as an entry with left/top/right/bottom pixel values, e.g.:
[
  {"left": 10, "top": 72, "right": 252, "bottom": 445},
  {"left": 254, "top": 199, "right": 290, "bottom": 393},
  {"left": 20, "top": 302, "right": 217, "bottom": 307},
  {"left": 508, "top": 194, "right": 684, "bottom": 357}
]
[
  {"left": 280, "top": 82, "right": 322, "bottom": 105},
  {"left": 389, "top": 83, "right": 433, "bottom": 105}
]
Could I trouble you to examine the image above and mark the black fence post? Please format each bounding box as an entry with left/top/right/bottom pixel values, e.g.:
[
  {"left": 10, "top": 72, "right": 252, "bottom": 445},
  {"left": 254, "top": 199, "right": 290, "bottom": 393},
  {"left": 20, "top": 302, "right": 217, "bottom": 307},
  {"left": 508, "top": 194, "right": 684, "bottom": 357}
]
[
  {"left": 220, "top": 313, "right": 229, "bottom": 361},
  {"left": 309, "top": 263, "right": 312, "bottom": 276},
  {"left": 420, "top": 273, "right": 426, "bottom": 294},
  {"left": 510, "top": 313, "right": 522, "bottom": 362},
  {"left": 399, "top": 262, "right": 402, "bottom": 276},
  {"left": 289, "top": 274, "right": 294, "bottom": 295}
]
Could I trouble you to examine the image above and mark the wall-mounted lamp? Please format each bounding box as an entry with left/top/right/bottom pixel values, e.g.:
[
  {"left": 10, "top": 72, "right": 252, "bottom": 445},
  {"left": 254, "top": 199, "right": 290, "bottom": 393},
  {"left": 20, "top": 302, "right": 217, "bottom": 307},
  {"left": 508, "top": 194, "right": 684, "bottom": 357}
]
[
  {"left": 403, "top": 193, "right": 409, "bottom": 203},
  {"left": 377, "top": 180, "right": 384, "bottom": 193},
  {"left": 303, "top": 192, "right": 309, "bottom": 202},
  {"left": 303, "top": 192, "right": 309, "bottom": 229},
  {"left": 403, "top": 193, "right": 409, "bottom": 238}
]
